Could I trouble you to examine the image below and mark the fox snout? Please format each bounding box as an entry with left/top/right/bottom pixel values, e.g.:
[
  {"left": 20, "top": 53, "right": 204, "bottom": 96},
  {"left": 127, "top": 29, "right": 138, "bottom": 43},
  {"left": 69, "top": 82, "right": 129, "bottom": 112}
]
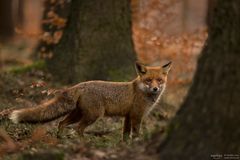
[
  {"left": 151, "top": 86, "right": 160, "bottom": 93},
  {"left": 149, "top": 84, "right": 165, "bottom": 94}
]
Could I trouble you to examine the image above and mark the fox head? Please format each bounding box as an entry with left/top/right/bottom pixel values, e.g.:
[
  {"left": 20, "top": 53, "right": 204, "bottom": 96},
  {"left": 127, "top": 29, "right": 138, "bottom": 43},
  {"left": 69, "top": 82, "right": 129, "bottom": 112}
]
[{"left": 135, "top": 61, "right": 171, "bottom": 95}]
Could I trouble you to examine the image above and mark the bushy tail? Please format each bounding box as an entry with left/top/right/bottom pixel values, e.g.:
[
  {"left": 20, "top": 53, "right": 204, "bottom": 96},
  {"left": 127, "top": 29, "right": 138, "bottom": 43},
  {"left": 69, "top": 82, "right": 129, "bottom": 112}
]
[{"left": 9, "top": 94, "right": 75, "bottom": 123}]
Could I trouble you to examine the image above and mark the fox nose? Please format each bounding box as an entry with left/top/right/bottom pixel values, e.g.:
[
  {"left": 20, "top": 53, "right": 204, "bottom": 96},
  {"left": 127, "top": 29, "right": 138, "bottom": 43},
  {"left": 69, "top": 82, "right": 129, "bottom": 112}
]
[{"left": 153, "top": 87, "right": 158, "bottom": 92}]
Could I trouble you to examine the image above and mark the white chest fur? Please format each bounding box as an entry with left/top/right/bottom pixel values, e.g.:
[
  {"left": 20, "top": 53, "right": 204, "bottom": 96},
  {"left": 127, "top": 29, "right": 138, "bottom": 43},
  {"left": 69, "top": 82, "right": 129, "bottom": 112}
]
[{"left": 144, "top": 84, "right": 166, "bottom": 116}]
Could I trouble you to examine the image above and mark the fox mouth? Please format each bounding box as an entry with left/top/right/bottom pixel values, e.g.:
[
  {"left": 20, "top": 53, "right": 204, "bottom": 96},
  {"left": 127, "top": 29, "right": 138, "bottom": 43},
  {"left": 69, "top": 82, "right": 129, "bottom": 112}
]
[
  {"left": 152, "top": 91, "right": 159, "bottom": 95},
  {"left": 150, "top": 90, "right": 160, "bottom": 95}
]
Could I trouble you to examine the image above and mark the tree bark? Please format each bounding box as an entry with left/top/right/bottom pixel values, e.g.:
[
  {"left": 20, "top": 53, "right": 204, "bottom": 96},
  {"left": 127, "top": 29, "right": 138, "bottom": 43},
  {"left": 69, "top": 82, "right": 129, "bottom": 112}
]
[
  {"left": 16, "top": 0, "right": 24, "bottom": 27},
  {"left": 0, "top": 0, "right": 14, "bottom": 41},
  {"left": 151, "top": 0, "right": 240, "bottom": 159},
  {"left": 47, "top": 0, "right": 136, "bottom": 83}
]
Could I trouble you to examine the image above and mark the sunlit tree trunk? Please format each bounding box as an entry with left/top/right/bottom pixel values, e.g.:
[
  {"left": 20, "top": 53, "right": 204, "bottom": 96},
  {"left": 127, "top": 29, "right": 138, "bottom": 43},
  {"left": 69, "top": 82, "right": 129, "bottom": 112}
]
[
  {"left": 149, "top": 0, "right": 240, "bottom": 159},
  {"left": 47, "top": 0, "right": 136, "bottom": 83}
]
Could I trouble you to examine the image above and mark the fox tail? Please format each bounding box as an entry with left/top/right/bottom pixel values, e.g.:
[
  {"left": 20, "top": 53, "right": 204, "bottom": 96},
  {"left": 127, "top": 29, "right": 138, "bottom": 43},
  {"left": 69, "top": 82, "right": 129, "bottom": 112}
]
[{"left": 9, "top": 94, "right": 75, "bottom": 123}]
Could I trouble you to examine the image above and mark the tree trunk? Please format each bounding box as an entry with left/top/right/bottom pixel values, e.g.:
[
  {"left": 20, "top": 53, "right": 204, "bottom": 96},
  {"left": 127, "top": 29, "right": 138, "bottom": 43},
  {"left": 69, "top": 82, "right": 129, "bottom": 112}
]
[
  {"left": 0, "top": 0, "right": 14, "bottom": 41},
  {"left": 16, "top": 0, "right": 24, "bottom": 27},
  {"left": 151, "top": 0, "right": 240, "bottom": 159},
  {"left": 47, "top": 0, "right": 136, "bottom": 83}
]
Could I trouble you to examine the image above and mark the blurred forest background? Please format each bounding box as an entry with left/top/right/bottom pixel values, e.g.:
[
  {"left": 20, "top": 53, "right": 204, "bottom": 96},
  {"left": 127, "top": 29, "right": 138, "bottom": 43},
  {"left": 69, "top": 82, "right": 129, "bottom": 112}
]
[
  {"left": 0, "top": 0, "right": 207, "bottom": 85},
  {"left": 3, "top": 0, "right": 239, "bottom": 160}
]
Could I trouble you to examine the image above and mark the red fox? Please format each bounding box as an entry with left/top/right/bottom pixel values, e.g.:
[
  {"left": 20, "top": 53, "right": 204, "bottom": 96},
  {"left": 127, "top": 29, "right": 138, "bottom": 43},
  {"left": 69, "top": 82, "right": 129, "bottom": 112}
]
[{"left": 9, "top": 62, "right": 171, "bottom": 140}]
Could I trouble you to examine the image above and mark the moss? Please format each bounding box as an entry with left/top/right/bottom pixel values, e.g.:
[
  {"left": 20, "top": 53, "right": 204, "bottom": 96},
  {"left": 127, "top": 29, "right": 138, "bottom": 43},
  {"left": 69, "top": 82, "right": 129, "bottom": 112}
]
[
  {"left": 18, "top": 150, "right": 64, "bottom": 160},
  {"left": 108, "top": 67, "right": 135, "bottom": 81},
  {"left": 165, "top": 120, "right": 180, "bottom": 137},
  {"left": 7, "top": 60, "right": 46, "bottom": 74},
  {"left": 84, "top": 130, "right": 122, "bottom": 148},
  {"left": 143, "top": 129, "right": 152, "bottom": 141}
]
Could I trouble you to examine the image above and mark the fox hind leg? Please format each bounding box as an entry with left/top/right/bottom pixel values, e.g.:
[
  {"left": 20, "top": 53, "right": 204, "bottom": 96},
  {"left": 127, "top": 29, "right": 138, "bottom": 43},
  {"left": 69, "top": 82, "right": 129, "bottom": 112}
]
[
  {"left": 76, "top": 115, "right": 99, "bottom": 137},
  {"left": 57, "top": 108, "right": 82, "bottom": 137},
  {"left": 75, "top": 106, "right": 104, "bottom": 137}
]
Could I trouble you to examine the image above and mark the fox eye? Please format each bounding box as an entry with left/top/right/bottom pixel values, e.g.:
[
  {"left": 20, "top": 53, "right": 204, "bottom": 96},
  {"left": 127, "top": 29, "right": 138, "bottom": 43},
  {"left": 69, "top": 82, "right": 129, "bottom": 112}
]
[
  {"left": 157, "top": 78, "right": 163, "bottom": 83},
  {"left": 145, "top": 78, "right": 152, "bottom": 83}
]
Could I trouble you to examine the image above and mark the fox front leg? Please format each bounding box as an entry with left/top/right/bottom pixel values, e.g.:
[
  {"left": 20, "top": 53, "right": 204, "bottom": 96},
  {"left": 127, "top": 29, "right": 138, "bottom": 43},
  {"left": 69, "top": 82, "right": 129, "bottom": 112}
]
[
  {"left": 131, "top": 117, "right": 142, "bottom": 140},
  {"left": 122, "top": 114, "right": 131, "bottom": 141}
]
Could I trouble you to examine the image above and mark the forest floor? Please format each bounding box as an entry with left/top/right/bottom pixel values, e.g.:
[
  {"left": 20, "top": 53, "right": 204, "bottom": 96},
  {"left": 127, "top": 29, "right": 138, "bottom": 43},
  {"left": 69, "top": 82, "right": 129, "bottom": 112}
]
[{"left": 0, "top": 43, "right": 189, "bottom": 160}]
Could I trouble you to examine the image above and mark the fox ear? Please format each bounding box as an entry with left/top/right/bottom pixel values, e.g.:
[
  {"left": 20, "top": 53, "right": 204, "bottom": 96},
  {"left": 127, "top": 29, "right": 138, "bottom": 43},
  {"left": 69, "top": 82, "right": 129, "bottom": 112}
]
[
  {"left": 135, "top": 61, "right": 147, "bottom": 75},
  {"left": 162, "top": 61, "right": 172, "bottom": 74}
]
